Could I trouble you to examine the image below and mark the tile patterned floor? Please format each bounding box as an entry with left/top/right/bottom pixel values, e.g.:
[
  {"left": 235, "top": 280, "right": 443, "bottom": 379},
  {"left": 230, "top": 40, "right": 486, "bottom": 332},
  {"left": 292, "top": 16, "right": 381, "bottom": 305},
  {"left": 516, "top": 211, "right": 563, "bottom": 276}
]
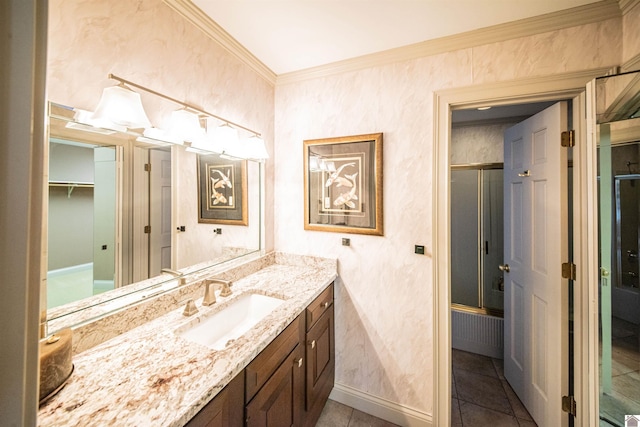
[
  {"left": 316, "top": 399, "right": 400, "bottom": 427},
  {"left": 452, "top": 349, "right": 537, "bottom": 426},
  {"left": 599, "top": 316, "right": 640, "bottom": 427},
  {"left": 316, "top": 349, "right": 536, "bottom": 426}
]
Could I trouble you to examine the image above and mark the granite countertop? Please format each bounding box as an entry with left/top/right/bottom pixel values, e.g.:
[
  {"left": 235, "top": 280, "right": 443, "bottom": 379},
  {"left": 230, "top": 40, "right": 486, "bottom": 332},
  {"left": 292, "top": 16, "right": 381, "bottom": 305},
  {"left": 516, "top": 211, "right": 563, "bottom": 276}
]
[{"left": 38, "top": 254, "right": 337, "bottom": 427}]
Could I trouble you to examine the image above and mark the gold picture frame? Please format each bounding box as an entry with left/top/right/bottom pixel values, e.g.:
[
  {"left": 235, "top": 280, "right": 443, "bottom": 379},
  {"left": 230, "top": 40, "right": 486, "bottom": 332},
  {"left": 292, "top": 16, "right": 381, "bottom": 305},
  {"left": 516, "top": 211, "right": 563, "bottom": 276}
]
[
  {"left": 303, "top": 133, "right": 383, "bottom": 235},
  {"left": 197, "top": 155, "right": 248, "bottom": 226}
]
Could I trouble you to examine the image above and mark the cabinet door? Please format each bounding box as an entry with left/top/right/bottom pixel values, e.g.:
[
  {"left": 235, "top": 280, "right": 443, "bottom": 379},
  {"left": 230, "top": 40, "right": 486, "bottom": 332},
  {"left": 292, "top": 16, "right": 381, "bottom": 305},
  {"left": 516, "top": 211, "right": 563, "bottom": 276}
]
[
  {"left": 246, "top": 344, "right": 304, "bottom": 427},
  {"left": 186, "top": 370, "right": 244, "bottom": 427},
  {"left": 305, "top": 305, "right": 335, "bottom": 415}
]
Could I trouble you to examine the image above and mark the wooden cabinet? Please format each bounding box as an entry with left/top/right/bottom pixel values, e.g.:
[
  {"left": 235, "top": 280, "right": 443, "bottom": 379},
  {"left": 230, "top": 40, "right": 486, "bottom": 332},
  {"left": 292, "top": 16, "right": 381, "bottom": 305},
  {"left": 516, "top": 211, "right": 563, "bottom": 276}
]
[
  {"left": 246, "top": 343, "right": 304, "bottom": 427},
  {"left": 186, "top": 370, "right": 245, "bottom": 427},
  {"left": 246, "top": 315, "right": 305, "bottom": 427},
  {"left": 304, "top": 284, "right": 335, "bottom": 427},
  {"left": 186, "top": 282, "right": 335, "bottom": 427}
]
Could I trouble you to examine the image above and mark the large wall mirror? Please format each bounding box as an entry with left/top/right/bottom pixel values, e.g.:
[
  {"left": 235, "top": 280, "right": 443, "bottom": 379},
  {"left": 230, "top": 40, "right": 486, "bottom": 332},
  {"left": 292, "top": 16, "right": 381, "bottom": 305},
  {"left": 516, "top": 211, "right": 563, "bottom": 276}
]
[
  {"left": 45, "top": 102, "right": 262, "bottom": 326},
  {"left": 44, "top": 0, "right": 271, "bottom": 332},
  {"left": 595, "top": 70, "right": 640, "bottom": 425}
]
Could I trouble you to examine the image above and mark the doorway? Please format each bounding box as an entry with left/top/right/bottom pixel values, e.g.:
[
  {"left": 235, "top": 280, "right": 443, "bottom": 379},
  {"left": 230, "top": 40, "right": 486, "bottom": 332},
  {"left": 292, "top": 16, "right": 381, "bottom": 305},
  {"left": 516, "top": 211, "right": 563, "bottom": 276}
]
[
  {"left": 432, "top": 69, "right": 606, "bottom": 427},
  {"left": 449, "top": 102, "right": 567, "bottom": 426}
]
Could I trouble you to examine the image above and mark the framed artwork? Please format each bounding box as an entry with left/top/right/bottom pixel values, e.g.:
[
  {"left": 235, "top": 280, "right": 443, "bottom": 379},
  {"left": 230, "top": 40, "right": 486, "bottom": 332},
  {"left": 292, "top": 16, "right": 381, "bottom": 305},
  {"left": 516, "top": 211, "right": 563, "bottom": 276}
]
[
  {"left": 303, "top": 133, "right": 383, "bottom": 235},
  {"left": 197, "top": 155, "right": 248, "bottom": 225}
]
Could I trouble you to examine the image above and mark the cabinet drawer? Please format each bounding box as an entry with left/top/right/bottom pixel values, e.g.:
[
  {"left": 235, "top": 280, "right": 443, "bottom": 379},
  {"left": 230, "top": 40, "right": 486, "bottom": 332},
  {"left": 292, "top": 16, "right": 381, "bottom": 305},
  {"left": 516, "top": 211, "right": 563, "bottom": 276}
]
[
  {"left": 245, "top": 315, "right": 303, "bottom": 402},
  {"left": 305, "top": 283, "right": 334, "bottom": 332}
]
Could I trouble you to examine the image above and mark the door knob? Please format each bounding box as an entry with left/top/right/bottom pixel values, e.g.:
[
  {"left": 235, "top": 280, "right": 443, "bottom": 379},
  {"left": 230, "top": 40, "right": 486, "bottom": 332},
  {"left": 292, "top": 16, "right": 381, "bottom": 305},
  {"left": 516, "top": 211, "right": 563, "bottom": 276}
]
[{"left": 499, "top": 264, "right": 510, "bottom": 272}]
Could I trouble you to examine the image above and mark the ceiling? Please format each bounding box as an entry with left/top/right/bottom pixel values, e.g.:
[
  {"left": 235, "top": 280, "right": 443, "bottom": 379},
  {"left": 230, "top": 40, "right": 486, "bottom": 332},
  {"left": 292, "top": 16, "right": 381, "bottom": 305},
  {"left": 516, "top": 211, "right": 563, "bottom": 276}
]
[{"left": 192, "top": 0, "right": 603, "bottom": 75}]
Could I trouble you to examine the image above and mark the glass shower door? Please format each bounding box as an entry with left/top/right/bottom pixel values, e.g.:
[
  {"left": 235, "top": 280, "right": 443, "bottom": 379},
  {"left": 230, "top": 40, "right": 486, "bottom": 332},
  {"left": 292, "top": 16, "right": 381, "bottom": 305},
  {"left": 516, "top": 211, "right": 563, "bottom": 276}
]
[
  {"left": 450, "top": 166, "right": 504, "bottom": 314},
  {"left": 595, "top": 70, "right": 640, "bottom": 426}
]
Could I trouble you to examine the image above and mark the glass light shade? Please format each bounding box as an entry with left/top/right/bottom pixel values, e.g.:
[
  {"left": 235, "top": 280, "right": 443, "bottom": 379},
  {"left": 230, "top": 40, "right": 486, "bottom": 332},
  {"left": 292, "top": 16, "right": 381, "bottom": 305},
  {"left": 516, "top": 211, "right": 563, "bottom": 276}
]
[
  {"left": 167, "top": 109, "right": 205, "bottom": 143},
  {"left": 66, "top": 109, "right": 119, "bottom": 134},
  {"left": 91, "top": 84, "right": 151, "bottom": 129},
  {"left": 211, "top": 124, "right": 240, "bottom": 155},
  {"left": 142, "top": 127, "right": 183, "bottom": 145},
  {"left": 309, "top": 156, "right": 320, "bottom": 172},
  {"left": 245, "top": 135, "right": 269, "bottom": 160},
  {"left": 186, "top": 132, "right": 217, "bottom": 154},
  {"left": 326, "top": 161, "right": 336, "bottom": 172}
]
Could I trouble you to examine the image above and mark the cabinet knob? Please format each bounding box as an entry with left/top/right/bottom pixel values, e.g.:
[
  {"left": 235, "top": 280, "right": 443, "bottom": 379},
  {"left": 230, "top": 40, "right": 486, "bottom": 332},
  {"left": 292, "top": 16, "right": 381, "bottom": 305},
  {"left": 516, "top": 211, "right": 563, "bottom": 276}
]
[
  {"left": 310, "top": 340, "right": 316, "bottom": 349},
  {"left": 323, "top": 302, "right": 329, "bottom": 308},
  {"left": 297, "top": 358, "right": 303, "bottom": 368}
]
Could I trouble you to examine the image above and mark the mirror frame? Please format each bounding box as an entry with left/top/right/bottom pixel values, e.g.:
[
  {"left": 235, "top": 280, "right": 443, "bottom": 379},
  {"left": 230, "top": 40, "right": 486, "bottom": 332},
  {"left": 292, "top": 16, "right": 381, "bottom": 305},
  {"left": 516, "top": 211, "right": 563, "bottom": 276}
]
[{"left": 44, "top": 102, "right": 264, "bottom": 331}]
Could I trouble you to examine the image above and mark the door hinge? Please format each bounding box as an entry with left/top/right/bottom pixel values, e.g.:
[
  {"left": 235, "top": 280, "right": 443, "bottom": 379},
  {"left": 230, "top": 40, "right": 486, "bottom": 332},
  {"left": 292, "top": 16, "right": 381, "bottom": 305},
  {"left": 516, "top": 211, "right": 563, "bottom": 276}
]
[
  {"left": 144, "top": 163, "right": 151, "bottom": 172},
  {"left": 144, "top": 225, "right": 151, "bottom": 234},
  {"left": 562, "top": 395, "right": 577, "bottom": 416},
  {"left": 562, "top": 262, "right": 576, "bottom": 280},
  {"left": 561, "top": 130, "right": 575, "bottom": 147}
]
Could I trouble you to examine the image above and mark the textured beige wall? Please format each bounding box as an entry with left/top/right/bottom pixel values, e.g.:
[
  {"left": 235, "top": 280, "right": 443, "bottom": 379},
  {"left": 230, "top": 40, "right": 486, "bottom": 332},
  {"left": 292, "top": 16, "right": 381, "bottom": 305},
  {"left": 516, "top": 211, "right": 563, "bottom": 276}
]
[
  {"left": 47, "top": 0, "right": 275, "bottom": 268},
  {"left": 273, "top": 18, "right": 621, "bottom": 416},
  {"left": 451, "top": 123, "right": 517, "bottom": 165},
  {"left": 623, "top": 1, "right": 640, "bottom": 65}
]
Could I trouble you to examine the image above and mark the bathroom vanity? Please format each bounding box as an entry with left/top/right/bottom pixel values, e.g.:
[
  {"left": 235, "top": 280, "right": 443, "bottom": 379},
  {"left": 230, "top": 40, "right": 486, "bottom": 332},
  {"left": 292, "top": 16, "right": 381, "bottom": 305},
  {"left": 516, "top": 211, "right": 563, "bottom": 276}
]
[
  {"left": 37, "top": 253, "right": 337, "bottom": 426},
  {"left": 188, "top": 284, "right": 334, "bottom": 427}
]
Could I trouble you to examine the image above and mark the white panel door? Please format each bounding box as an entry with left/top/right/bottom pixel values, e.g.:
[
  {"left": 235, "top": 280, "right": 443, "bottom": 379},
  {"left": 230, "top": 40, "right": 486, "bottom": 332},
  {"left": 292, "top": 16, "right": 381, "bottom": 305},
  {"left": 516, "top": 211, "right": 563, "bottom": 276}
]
[
  {"left": 149, "top": 149, "right": 172, "bottom": 276},
  {"left": 503, "top": 101, "right": 568, "bottom": 426}
]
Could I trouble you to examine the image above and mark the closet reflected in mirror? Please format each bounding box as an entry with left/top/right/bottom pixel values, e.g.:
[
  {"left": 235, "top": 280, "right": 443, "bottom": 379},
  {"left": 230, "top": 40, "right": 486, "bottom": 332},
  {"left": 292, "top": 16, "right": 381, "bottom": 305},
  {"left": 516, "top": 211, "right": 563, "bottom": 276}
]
[{"left": 47, "top": 102, "right": 173, "bottom": 309}]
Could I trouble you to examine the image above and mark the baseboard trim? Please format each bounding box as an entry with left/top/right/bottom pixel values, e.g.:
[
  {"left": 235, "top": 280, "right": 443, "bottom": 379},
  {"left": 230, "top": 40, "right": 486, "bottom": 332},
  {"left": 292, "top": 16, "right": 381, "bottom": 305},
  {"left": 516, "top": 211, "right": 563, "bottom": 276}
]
[{"left": 329, "top": 382, "right": 432, "bottom": 427}]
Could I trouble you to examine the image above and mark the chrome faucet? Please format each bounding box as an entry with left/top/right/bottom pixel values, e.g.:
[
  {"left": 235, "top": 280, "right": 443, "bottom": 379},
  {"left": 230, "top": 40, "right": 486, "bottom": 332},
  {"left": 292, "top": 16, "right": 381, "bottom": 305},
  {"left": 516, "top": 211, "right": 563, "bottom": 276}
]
[
  {"left": 202, "top": 279, "right": 233, "bottom": 306},
  {"left": 161, "top": 268, "right": 186, "bottom": 286}
]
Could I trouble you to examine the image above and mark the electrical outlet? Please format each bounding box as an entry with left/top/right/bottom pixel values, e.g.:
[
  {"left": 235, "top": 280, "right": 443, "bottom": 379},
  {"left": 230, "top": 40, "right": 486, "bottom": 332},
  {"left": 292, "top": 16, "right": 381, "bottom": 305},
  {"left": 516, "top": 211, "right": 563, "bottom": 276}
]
[{"left": 342, "top": 238, "right": 350, "bottom": 246}]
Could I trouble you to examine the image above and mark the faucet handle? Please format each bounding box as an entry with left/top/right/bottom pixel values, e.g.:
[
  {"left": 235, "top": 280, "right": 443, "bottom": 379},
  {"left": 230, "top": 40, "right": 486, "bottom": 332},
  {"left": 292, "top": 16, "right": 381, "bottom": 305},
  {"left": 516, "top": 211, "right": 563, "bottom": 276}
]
[
  {"left": 218, "top": 280, "right": 232, "bottom": 297},
  {"left": 182, "top": 299, "right": 198, "bottom": 316}
]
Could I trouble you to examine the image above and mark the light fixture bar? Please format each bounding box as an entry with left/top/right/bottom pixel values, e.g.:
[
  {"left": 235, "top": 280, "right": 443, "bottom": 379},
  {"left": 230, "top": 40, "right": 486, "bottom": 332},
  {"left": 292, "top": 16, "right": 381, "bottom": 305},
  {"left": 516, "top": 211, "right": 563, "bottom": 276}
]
[{"left": 107, "top": 73, "right": 260, "bottom": 136}]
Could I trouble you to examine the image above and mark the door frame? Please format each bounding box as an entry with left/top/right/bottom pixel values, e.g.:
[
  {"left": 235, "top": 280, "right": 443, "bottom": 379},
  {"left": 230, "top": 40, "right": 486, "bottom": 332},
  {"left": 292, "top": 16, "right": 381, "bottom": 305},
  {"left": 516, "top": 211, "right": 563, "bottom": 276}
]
[{"left": 432, "top": 69, "right": 608, "bottom": 426}]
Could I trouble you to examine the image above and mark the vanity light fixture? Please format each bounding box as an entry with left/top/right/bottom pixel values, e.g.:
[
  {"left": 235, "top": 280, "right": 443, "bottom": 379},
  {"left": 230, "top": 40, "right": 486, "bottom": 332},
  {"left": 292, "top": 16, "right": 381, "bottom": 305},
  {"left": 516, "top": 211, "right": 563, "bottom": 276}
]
[
  {"left": 100, "top": 74, "right": 269, "bottom": 161},
  {"left": 66, "top": 109, "right": 118, "bottom": 135},
  {"left": 91, "top": 82, "right": 152, "bottom": 129},
  {"left": 137, "top": 127, "right": 182, "bottom": 146},
  {"left": 309, "top": 155, "right": 321, "bottom": 172},
  {"left": 245, "top": 135, "right": 269, "bottom": 160},
  {"left": 308, "top": 152, "right": 335, "bottom": 173},
  {"left": 166, "top": 108, "right": 204, "bottom": 144},
  {"left": 211, "top": 122, "right": 240, "bottom": 156}
]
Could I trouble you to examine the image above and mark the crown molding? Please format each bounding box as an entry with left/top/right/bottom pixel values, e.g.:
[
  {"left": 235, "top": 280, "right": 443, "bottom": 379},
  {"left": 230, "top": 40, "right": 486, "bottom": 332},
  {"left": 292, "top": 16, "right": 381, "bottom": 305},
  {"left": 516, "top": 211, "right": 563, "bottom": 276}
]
[
  {"left": 276, "top": 0, "right": 621, "bottom": 85},
  {"left": 164, "top": 0, "right": 621, "bottom": 87},
  {"left": 619, "top": 0, "right": 639, "bottom": 13},
  {"left": 622, "top": 53, "right": 640, "bottom": 72},
  {"left": 163, "top": 0, "right": 277, "bottom": 85}
]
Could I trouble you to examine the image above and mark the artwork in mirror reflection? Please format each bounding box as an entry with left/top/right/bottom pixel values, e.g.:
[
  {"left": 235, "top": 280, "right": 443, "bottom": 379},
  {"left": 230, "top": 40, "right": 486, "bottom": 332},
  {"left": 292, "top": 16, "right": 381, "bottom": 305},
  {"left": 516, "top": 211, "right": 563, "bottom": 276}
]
[
  {"left": 46, "top": 103, "right": 261, "bottom": 318},
  {"left": 198, "top": 155, "right": 247, "bottom": 225}
]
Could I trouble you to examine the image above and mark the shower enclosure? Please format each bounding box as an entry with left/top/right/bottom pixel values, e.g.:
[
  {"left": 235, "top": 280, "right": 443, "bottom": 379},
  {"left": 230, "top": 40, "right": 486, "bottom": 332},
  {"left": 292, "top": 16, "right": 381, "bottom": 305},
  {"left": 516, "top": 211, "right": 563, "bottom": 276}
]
[{"left": 450, "top": 165, "right": 504, "bottom": 315}]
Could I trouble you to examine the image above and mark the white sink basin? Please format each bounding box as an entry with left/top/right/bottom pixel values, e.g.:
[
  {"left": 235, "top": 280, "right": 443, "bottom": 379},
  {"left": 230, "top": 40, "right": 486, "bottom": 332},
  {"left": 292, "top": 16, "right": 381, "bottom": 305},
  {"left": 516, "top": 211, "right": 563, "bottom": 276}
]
[{"left": 176, "top": 293, "right": 284, "bottom": 350}]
